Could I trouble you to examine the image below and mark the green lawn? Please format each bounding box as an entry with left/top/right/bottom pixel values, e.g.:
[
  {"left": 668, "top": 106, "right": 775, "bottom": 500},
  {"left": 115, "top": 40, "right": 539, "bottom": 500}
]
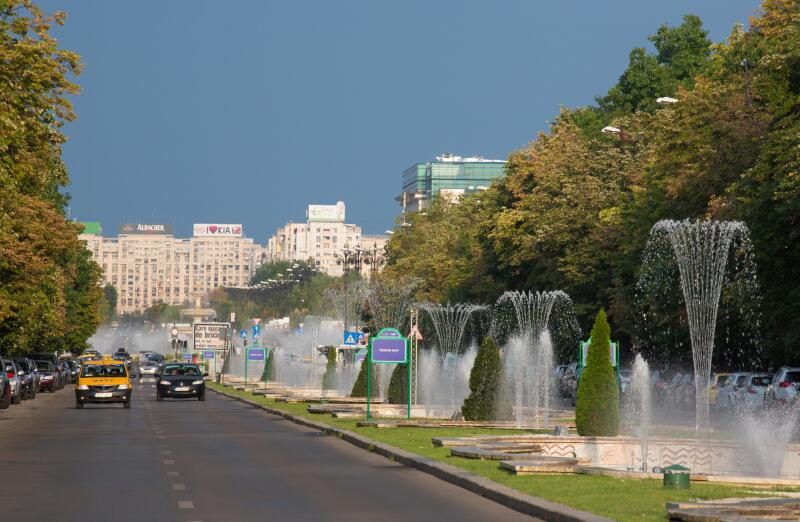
[{"left": 208, "top": 383, "right": 787, "bottom": 521}]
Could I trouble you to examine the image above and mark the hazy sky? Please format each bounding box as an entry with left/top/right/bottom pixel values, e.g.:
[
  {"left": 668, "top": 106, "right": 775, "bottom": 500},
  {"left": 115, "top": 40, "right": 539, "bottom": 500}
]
[{"left": 42, "top": 0, "right": 760, "bottom": 240}]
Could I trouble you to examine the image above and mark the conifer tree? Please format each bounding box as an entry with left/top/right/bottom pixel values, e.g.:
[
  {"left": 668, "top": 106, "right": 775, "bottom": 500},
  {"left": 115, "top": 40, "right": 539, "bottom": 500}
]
[{"left": 575, "top": 310, "right": 620, "bottom": 436}]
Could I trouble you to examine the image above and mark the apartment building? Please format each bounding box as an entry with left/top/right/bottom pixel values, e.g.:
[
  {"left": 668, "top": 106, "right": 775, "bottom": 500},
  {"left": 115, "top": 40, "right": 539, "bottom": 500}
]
[
  {"left": 80, "top": 222, "right": 265, "bottom": 314},
  {"left": 266, "top": 202, "right": 387, "bottom": 277}
]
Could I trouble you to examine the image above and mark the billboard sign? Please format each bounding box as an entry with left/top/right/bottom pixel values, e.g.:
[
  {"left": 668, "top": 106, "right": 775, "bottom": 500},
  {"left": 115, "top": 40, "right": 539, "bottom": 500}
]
[
  {"left": 79, "top": 222, "right": 102, "bottom": 236},
  {"left": 193, "top": 223, "right": 243, "bottom": 237},
  {"left": 247, "top": 348, "right": 265, "bottom": 361},
  {"left": 119, "top": 223, "right": 173, "bottom": 235},
  {"left": 193, "top": 322, "right": 230, "bottom": 351},
  {"left": 307, "top": 203, "right": 345, "bottom": 223},
  {"left": 371, "top": 328, "right": 408, "bottom": 364}
]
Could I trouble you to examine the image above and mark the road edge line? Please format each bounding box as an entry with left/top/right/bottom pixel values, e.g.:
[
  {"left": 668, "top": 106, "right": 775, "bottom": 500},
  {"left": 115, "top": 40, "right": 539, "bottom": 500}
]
[{"left": 208, "top": 386, "right": 613, "bottom": 522}]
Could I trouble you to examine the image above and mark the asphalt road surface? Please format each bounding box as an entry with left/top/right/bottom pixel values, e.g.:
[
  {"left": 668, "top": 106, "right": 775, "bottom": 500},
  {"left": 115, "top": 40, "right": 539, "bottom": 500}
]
[{"left": 0, "top": 382, "right": 535, "bottom": 521}]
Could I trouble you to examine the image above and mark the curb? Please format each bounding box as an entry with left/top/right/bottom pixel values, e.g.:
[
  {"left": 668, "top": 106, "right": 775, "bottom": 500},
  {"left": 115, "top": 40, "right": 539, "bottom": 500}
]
[{"left": 209, "top": 386, "right": 612, "bottom": 522}]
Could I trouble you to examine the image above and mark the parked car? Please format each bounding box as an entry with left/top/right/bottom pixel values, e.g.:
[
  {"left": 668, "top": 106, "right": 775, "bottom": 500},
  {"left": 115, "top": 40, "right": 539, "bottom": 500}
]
[
  {"left": 619, "top": 369, "right": 632, "bottom": 395},
  {"left": 650, "top": 370, "right": 668, "bottom": 407},
  {"left": 12, "top": 357, "right": 37, "bottom": 399},
  {"left": 676, "top": 373, "right": 696, "bottom": 410},
  {"left": 3, "top": 359, "right": 23, "bottom": 405},
  {"left": 0, "top": 356, "right": 11, "bottom": 409},
  {"left": 733, "top": 373, "right": 772, "bottom": 410},
  {"left": 561, "top": 362, "right": 578, "bottom": 399},
  {"left": 665, "top": 372, "right": 687, "bottom": 409},
  {"left": 35, "top": 360, "right": 58, "bottom": 392},
  {"left": 64, "top": 359, "right": 79, "bottom": 384},
  {"left": 57, "top": 360, "right": 71, "bottom": 388},
  {"left": 766, "top": 367, "right": 800, "bottom": 406},
  {"left": 156, "top": 363, "right": 207, "bottom": 401},
  {"left": 710, "top": 372, "right": 732, "bottom": 408},
  {"left": 717, "top": 373, "right": 749, "bottom": 409}
]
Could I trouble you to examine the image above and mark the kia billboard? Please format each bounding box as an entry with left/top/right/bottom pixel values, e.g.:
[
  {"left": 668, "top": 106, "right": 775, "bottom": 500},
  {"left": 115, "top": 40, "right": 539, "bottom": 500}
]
[
  {"left": 193, "top": 224, "right": 243, "bottom": 237},
  {"left": 118, "top": 223, "right": 173, "bottom": 235}
]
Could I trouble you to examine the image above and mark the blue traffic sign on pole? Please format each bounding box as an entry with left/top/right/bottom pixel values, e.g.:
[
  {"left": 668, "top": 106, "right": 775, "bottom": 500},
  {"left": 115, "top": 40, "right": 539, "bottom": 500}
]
[
  {"left": 183, "top": 352, "right": 192, "bottom": 361},
  {"left": 343, "top": 331, "right": 365, "bottom": 346},
  {"left": 240, "top": 330, "right": 247, "bottom": 339}
]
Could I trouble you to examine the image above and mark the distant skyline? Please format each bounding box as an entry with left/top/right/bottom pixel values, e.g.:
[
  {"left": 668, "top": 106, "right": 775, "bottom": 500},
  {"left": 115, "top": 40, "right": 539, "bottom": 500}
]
[{"left": 43, "top": 0, "right": 759, "bottom": 240}]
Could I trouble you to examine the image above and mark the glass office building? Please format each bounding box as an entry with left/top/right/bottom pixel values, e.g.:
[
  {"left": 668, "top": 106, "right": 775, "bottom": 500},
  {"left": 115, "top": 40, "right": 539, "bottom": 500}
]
[{"left": 397, "top": 154, "right": 506, "bottom": 212}]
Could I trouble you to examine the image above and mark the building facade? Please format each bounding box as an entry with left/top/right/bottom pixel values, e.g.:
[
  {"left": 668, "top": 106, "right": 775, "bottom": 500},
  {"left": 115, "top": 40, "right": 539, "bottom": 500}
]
[
  {"left": 80, "top": 223, "right": 265, "bottom": 314},
  {"left": 397, "top": 153, "right": 506, "bottom": 213},
  {"left": 266, "top": 202, "right": 387, "bottom": 277}
]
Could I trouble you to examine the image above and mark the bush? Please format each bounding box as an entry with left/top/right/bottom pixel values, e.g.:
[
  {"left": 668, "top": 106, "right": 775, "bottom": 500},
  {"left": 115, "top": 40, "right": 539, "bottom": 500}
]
[
  {"left": 575, "top": 309, "right": 620, "bottom": 436},
  {"left": 322, "top": 347, "right": 338, "bottom": 390},
  {"left": 260, "top": 348, "right": 276, "bottom": 382},
  {"left": 387, "top": 363, "right": 408, "bottom": 404},
  {"left": 462, "top": 337, "right": 503, "bottom": 421},
  {"left": 350, "top": 357, "right": 380, "bottom": 398}
]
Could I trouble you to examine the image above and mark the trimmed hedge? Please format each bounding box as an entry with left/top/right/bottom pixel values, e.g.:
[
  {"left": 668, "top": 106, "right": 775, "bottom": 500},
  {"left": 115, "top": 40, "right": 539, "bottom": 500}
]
[
  {"left": 575, "top": 309, "right": 620, "bottom": 436},
  {"left": 462, "top": 337, "right": 503, "bottom": 421}
]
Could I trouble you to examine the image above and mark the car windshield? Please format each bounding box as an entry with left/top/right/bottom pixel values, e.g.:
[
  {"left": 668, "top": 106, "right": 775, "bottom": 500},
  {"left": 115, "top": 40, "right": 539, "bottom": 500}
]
[
  {"left": 715, "top": 375, "right": 728, "bottom": 386},
  {"left": 736, "top": 375, "right": 748, "bottom": 386},
  {"left": 751, "top": 376, "right": 771, "bottom": 387},
  {"left": 35, "top": 361, "right": 52, "bottom": 371},
  {"left": 15, "top": 360, "right": 31, "bottom": 372},
  {"left": 81, "top": 364, "right": 127, "bottom": 378},
  {"left": 4, "top": 362, "right": 14, "bottom": 372},
  {"left": 162, "top": 365, "right": 200, "bottom": 376}
]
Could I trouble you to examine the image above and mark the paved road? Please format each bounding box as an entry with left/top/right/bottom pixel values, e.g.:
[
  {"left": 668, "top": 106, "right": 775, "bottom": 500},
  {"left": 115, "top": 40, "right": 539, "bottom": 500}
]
[{"left": 0, "top": 382, "right": 534, "bottom": 521}]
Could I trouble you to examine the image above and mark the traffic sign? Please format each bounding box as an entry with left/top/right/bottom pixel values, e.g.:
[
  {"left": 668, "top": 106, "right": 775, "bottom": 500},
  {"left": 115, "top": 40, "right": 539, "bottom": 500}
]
[
  {"left": 202, "top": 350, "right": 214, "bottom": 360},
  {"left": 253, "top": 324, "right": 261, "bottom": 334},
  {"left": 247, "top": 348, "right": 265, "bottom": 361},
  {"left": 240, "top": 330, "right": 247, "bottom": 339},
  {"left": 343, "top": 331, "right": 365, "bottom": 346},
  {"left": 183, "top": 353, "right": 192, "bottom": 361}
]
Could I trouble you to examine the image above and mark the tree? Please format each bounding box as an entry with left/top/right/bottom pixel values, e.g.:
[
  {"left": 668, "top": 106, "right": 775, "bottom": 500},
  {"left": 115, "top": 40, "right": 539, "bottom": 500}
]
[
  {"left": 100, "top": 285, "right": 117, "bottom": 323},
  {"left": 350, "top": 358, "right": 379, "bottom": 398},
  {"left": 261, "top": 348, "right": 276, "bottom": 382},
  {"left": 321, "top": 347, "right": 338, "bottom": 390},
  {"left": 461, "top": 337, "right": 503, "bottom": 421},
  {"left": 387, "top": 363, "right": 407, "bottom": 404},
  {"left": 575, "top": 310, "right": 619, "bottom": 436}
]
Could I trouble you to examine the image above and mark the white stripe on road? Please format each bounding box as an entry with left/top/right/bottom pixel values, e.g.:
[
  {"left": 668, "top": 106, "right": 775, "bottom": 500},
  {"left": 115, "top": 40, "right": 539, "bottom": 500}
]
[
  {"left": 172, "top": 483, "right": 186, "bottom": 491},
  {"left": 177, "top": 501, "right": 194, "bottom": 509}
]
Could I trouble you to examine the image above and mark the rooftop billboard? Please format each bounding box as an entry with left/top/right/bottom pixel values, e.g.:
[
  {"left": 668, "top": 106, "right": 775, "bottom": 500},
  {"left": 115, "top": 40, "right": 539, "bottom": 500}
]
[
  {"left": 118, "top": 223, "right": 173, "bottom": 235},
  {"left": 193, "top": 224, "right": 243, "bottom": 237},
  {"left": 79, "top": 221, "right": 102, "bottom": 235},
  {"left": 307, "top": 202, "right": 345, "bottom": 223}
]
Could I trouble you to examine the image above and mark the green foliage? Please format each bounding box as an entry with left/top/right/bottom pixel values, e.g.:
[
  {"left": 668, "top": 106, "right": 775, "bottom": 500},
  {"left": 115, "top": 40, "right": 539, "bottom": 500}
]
[
  {"left": 322, "top": 347, "right": 338, "bottom": 390},
  {"left": 350, "top": 358, "right": 380, "bottom": 398},
  {"left": 462, "top": 337, "right": 503, "bottom": 421},
  {"left": 260, "top": 348, "right": 276, "bottom": 382},
  {"left": 575, "top": 310, "right": 620, "bottom": 436},
  {"left": 387, "top": 363, "right": 408, "bottom": 404}
]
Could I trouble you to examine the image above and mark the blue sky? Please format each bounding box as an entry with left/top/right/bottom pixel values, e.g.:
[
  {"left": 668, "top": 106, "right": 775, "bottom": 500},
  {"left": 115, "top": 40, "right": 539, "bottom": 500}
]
[{"left": 42, "top": 0, "right": 759, "bottom": 240}]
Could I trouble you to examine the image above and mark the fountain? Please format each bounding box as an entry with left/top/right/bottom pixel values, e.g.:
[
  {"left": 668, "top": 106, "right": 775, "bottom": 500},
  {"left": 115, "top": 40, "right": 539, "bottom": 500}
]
[
  {"left": 494, "top": 291, "right": 580, "bottom": 427},
  {"left": 629, "top": 354, "right": 651, "bottom": 472},
  {"left": 421, "top": 303, "right": 485, "bottom": 416}
]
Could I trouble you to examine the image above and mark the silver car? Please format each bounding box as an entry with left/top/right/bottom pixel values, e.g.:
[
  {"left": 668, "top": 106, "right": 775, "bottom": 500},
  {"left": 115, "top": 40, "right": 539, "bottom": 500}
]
[
  {"left": 766, "top": 367, "right": 800, "bottom": 406},
  {"left": 718, "top": 373, "right": 750, "bottom": 409},
  {"left": 733, "top": 373, "right": 772, "bottom": 410},
  {"left": 3, "top": 359, "right": 23, "bottom": 405},
  {"left": 0, "top": 356, "right": 9, "bottom": 409}
]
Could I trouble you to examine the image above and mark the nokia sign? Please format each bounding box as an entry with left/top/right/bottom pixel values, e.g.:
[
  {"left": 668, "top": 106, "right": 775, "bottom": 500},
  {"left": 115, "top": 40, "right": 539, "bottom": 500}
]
[{"left": 118, "top": 223, "right": 174, "bottom": 235}]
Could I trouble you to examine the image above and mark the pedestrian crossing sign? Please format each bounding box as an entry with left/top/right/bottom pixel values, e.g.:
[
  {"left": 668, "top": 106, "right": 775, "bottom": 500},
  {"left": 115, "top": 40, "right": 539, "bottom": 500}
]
[{"left": 343, "top": 331, "right": 365, "bottom": 346}]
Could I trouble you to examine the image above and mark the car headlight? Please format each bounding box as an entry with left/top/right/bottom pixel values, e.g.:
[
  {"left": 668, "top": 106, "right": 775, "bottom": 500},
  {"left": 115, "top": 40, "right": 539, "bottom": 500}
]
[
  {"left": 192, "top": 380, "right": 204, "bottom": 385},
  {"left": 77, "top": 384, "right": 89, "bottom": 390},
  {"left": 117, "top": 384, "right": 130, "bottom": 390},
  {"left": 42, "top": 375, "right": 52, "bottom": 380},
  {"left": 159, "top": 380, "right": 170, "bottom": 386}
]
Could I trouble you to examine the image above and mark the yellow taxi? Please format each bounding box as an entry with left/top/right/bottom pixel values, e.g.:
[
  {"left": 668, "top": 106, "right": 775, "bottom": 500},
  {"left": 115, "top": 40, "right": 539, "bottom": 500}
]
[{"left": 75, "top": 357, "right": 133, "bottom": 409}]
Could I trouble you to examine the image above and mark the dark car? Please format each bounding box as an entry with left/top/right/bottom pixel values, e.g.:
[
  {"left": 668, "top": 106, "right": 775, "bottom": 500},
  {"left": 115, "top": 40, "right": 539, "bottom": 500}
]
[
  {"left": 64, "top": 359, "right": 79, "bottom": 384},
  {"left": 35, "top": 360, "right": 57, "bottom": 392},
  {"left": 0, "top": 356, "right": 12, "bottom": 408},
  {"left": 12, "top": 357, "right": 37, "bottom": 399},
  {"left": 156, "top": 364, "right": 207, "bottom": 401}
]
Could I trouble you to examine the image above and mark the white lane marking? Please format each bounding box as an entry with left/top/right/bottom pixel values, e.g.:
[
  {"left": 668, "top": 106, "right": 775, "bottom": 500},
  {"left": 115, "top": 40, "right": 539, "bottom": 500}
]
[
  {"left": 159, "top": 443, "right": 168, "bottom": 447},
  {"left": 167, "top": 471, "right": 179, "bottom": 477},
  {"left": 157, "top": 436, "right": 166, "bottom": 440},
  {"left": 162, "top": 450, "right": 172, "bottom": 455},
  {"left": 172, "top": 483, "right": 186, "bottom": 491},
  {"left": 163, "top": 459, "right": 175, "bottom": 465},
  {"left": 177, "top": 501, "right": 194, "bottom": 509}
]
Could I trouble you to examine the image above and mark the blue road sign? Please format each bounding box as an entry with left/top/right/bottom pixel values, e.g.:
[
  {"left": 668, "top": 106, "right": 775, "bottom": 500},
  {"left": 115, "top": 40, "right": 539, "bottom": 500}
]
[
  {"left": 202, "top": 350, "right": 214, "bottom": 359},
  {"left": 253, "top": 324, "right": 261, "bottom": 335},
  {"left": 247, "top": 348, "right": 265, "bottom": 361},
  {"left": 240, "top": 330, "right": 247, "bottom": 339},
  {"left": 183, "top": 353, "right": 192, "bottom": 361},
  {"left": 343, "top": 331, "right": 365, "bottom": 346}
]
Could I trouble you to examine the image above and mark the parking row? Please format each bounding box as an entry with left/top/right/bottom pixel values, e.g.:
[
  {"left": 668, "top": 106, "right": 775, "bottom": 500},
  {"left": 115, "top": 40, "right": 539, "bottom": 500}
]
[{"left": 0, "top": 353, "right": 77, "bottom": 409}]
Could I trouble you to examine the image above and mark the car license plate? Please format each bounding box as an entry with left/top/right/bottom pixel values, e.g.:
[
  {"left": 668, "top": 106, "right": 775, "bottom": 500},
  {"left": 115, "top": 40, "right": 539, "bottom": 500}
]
[
  {"left": 95, "top": 392, "right": 113, "bottom": 398},
  {"left": 174, "top": 386, "right": 191, "bottom": 392}
]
